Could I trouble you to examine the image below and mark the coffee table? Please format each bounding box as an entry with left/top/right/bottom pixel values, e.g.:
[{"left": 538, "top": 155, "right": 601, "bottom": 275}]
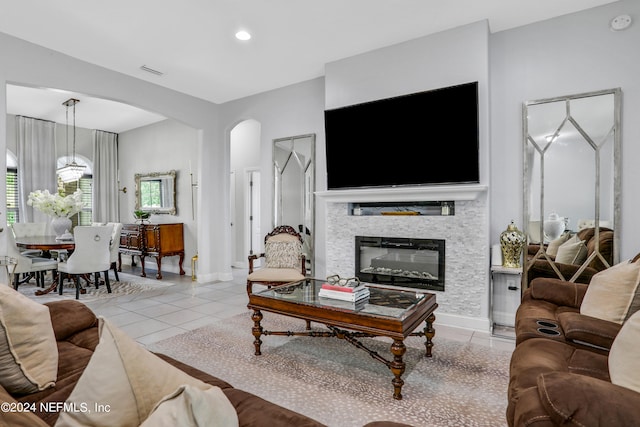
[{"left": 247, "top": 278, "right": 438, "bottom": 400}]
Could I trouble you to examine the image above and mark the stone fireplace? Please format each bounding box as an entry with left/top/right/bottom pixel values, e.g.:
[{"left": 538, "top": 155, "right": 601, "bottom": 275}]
[{"left": 318, "top": 185, "right": 489, "bottom": 329}]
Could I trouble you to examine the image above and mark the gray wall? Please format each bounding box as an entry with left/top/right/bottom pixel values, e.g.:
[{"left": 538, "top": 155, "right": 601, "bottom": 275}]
[
  {"left": 490, "top": 0, "right": 640, "bottom": 260},
  {"left": 118, "top": 119, "right": 200, "bottom": 275}
]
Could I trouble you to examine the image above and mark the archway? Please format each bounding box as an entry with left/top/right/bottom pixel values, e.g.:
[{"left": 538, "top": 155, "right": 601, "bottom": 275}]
[{"left": 229, "top": 119, "right": 261, "bottom": 268}]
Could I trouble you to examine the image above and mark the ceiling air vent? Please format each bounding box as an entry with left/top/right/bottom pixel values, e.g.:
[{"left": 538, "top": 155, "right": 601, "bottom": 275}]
[{"left": 140, "top": 65, "right": 164, "bottom": 76}]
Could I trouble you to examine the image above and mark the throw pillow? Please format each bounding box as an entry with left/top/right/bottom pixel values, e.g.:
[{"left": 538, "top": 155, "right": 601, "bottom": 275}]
[
  {"left": 609, "top": 310, "right": 640, "bottom": 393},
  {"left": 140, "top": 384, "right": 238, "bottom": 427},
  {"left": 264, "top": 240, "right": 302, "bottom": 269},
  {"left": 546, "top": 232, "right": 571, "bottom": 258},
  {"left": 580, "top": 258, "right": 640, "bottom": 324},
  {"left": 554, "top": 235, "right": 587, "bottom": 264},
  {"left": 55, "top": 318, "right": 237, "bottom": 427},
  {"left": 0, "top": 285, "right": 58, "bottom": 394}
]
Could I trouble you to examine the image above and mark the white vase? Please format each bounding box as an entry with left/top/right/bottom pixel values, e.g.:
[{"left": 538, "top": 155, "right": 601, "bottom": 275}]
[
  {"left": 543, "top": 212, "right": 565, "bottom": 241},
  {"left": 51, "top": 217, "right": 72, "bottom": 238}
]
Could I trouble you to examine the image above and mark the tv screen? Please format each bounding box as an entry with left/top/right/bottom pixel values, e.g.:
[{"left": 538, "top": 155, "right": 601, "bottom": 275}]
[{"left": 324, "top": 82, "right": 479, "bottom": 190}]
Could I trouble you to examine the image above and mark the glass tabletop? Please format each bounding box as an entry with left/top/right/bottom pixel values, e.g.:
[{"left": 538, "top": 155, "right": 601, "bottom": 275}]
[{"left": 255, "top": 278, "right": 431, "bottom": 320}]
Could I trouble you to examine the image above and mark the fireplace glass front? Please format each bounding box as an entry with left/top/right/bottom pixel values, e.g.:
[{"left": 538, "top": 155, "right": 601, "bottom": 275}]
[{"left": 355, "top": 236, "right": 445, "bottom": 292}]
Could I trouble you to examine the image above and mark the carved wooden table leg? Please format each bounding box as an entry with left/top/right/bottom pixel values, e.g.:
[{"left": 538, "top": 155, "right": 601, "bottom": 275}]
[
  {"left": 424, "top": 313, "right": 436, "bottom": 357},
  {"left": 178, "top": 252, "right": 185, "bottom": 275},
  {"left": 251, "top": 310, "right": 264, "bottom": 356},
  {"left": 139, "top": 255, "right": 147, "bottom": 277},
  {"left": 154, "top": 256, "right": 163, "bottom": 279},
  {"left": 390, "top": 339, "right": 406, "bottom": 400}
]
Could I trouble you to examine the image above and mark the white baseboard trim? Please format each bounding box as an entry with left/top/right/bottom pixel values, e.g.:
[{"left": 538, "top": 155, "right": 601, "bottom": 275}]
[
  {"left": 232, "top": 261, "right": 246, "bottom": 269},
  {"left": 433, "top": 312, "right": 491, "bottom": 333},
  {"left": 218, "top": 272, "right": 234, "bottom": 281},
  {"left": 195, "top": 271, "right": 234, "bottom": 283}
]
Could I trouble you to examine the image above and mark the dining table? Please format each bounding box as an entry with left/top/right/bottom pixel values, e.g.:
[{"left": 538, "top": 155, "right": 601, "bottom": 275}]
[{"left": 14, "top": 235, "right": 75, "bottom": 295}]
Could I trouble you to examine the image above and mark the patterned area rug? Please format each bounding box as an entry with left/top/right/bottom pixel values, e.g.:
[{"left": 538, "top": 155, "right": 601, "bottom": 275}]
[
  {"left": 16, "top": 272, "right": 175, "bottom": 304},
  {"left": 149, "top": 311, "right": 511, "bottom": 427}
]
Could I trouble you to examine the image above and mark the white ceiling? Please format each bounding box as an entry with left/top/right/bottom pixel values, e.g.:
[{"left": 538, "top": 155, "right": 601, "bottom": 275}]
[
  {"left": 1, "top": 0, "right": 620, "bottom": 132},
  {"left": 6, "top": 85, "right": 167, "bottom": 134}
]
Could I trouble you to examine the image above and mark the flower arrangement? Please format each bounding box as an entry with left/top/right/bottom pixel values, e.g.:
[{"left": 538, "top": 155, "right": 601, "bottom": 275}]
[{"left": 27, "top": 189, "right": 84, "bottom": 218}]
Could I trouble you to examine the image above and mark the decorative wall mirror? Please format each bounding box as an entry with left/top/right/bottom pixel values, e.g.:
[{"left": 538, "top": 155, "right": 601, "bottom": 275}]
[
  {"left": 273, "top": 134, "right": 315, "bottom": 274},
  {"left": 135, "top": 170, "right": 177, "bottom": 215},
  {"left": 523, "top": 88, "right": 621, "bottom": 286}
]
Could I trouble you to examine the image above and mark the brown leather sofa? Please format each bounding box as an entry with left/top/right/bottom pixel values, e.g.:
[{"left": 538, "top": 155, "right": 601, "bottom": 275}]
[
  {"left": 0, "top": 300, "right": 410, "bottom": 427},
  {"left": 526, "top": 227, "right": 614, "bottom": 285},
  {"left": 514, "top": 277, "right": 621, "bottom": 353},
  {"left": 507, "top": 275, "right": 640, "bottom": 426}
]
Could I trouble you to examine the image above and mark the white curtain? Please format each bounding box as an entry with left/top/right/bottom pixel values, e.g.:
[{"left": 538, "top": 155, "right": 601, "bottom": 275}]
[
  {"left": 92, "top": 130, "right": 119, "bottom": 222},
  {"left": 16, "top": 116, "right": 57, "bottom": 223}
]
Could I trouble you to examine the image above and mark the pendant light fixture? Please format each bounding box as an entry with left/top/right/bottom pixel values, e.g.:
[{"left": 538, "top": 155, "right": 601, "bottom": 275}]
[{"left": 56, "top": 98, "right": 86, "bottom": 182}]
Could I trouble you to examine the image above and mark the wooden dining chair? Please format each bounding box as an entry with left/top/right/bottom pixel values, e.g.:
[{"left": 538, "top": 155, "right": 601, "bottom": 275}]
[{"left": 57, "top": 226, "right": 112, "bottom": 299}]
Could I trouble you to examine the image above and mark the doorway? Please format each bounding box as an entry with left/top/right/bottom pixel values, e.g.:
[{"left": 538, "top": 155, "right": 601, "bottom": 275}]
[{"left": 230, "top": 119, "right": 261, "bottom": 268}]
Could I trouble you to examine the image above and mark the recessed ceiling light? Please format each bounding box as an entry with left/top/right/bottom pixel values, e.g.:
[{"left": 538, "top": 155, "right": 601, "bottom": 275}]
[{"left": 235, "top": 30, "right": 251, "bottom": 41}]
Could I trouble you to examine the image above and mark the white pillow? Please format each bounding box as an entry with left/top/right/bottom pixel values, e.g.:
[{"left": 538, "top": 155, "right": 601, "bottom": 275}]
[
  {"left": 55, "top": 318, "right": 237, "bottom": 427},
  {"left": 0, "top": 285, "right": 57, "bottom": 394},
  {"left": 580, "top": 259, "right": 640, "bottom": 324},
  {"left": 141, "top": 384, "right": 238, "bottom": 427},
  {"left": 609, "top": 310, "right": 640, "bottom": 393},
  {"left": 555, "top": 235, "right": 587, "bottom": 264},
  {"left": 546, "top": 233, "right": 571, "bottom": 258}
]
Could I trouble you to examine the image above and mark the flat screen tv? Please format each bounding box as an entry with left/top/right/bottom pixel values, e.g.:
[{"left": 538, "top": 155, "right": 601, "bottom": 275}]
[{"left": 324, "top": 81, "right": 479, "bottom": 190}]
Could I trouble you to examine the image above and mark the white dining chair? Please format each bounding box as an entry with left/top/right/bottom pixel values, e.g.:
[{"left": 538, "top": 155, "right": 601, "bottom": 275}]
[
  {"left": 10, "top": 222, "right": 47, "bottom": 257},
  {"left": 6, "top": 231, "right": 58, "bottom": 290},
  {"left": 57, "top": 225, "right": 112, "bottom": 299},
  {"left": 106, "top": 222, "right": 123, "bottom": 281}
]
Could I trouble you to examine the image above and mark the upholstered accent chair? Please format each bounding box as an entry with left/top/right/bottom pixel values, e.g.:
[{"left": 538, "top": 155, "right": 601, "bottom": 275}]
[{"left": 246, "top": 225, "right": 306, "bottom": 295}]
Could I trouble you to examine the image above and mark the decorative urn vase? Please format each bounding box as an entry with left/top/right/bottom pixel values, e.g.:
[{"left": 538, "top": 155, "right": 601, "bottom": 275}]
[
  {"left": 543, "top": 212, "right": 566, "bottom": 241},
  {"left": 500, "top": 220, "right": 526, "bottom": 268},
  {"left": 51, "top": 216, "right": 72, "bottom": 239}
]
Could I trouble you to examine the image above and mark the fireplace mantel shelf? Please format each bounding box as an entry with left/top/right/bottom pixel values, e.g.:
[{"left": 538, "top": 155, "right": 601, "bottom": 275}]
[{"left": 316, "top": 184, "right": 487, "bottom": 203}]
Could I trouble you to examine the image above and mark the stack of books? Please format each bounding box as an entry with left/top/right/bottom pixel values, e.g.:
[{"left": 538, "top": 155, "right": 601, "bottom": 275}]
[{"left": 318, "top": 281, "right": 370, "bottom": 302}]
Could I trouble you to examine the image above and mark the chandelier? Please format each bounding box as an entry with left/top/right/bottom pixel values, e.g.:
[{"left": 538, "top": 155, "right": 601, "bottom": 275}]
[{"left": 56, "top": 98, "right": 86, "bottom": 183}]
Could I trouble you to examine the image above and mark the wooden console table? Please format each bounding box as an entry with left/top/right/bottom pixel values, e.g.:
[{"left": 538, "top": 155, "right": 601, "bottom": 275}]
[{"left": 119, "top": 223, "right": 185, "bottom": 279}]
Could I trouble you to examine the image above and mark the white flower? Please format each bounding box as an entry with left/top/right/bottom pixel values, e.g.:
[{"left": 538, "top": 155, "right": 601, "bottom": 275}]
[{"left": 27, "top": 189, "right": 85, "bottom": 218}]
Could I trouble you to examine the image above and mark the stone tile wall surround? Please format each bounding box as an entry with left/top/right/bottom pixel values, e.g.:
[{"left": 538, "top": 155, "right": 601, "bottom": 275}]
[{"left": 325, "top": 199, "right": 488, "bottom": 319}]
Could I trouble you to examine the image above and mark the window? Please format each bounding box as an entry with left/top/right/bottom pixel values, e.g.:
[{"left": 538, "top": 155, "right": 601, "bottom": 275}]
[
  {"left": 6, "top": 168, "right": 19, "bottom": 224},
  {"left": 61, "top": 176, "right": 93, "bottom": 226}
]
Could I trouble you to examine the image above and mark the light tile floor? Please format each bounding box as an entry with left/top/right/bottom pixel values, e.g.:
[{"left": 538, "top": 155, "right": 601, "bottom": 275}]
[{"left": 83, "top": 266, "right": 515, "bottom": 353}]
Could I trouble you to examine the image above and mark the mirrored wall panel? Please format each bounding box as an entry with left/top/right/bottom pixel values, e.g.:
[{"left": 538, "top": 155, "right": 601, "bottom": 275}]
[
  {"left": 273, "top": 134, "right": 315, "bottom": 274},
  {"left": 523, "top": 89, "right": 620, "bottom": 286}
]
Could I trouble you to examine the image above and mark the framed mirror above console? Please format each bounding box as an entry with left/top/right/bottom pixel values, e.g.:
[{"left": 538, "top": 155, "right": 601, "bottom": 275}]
[
  {"left": 523, "top": 88, "right": 621, "bottom": 287},
  {"left": 273, "top": 134, "right": 315, "bottom": 275},
  {"left": 135, "top": 170, "right": 177, "bottom": 215}
]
